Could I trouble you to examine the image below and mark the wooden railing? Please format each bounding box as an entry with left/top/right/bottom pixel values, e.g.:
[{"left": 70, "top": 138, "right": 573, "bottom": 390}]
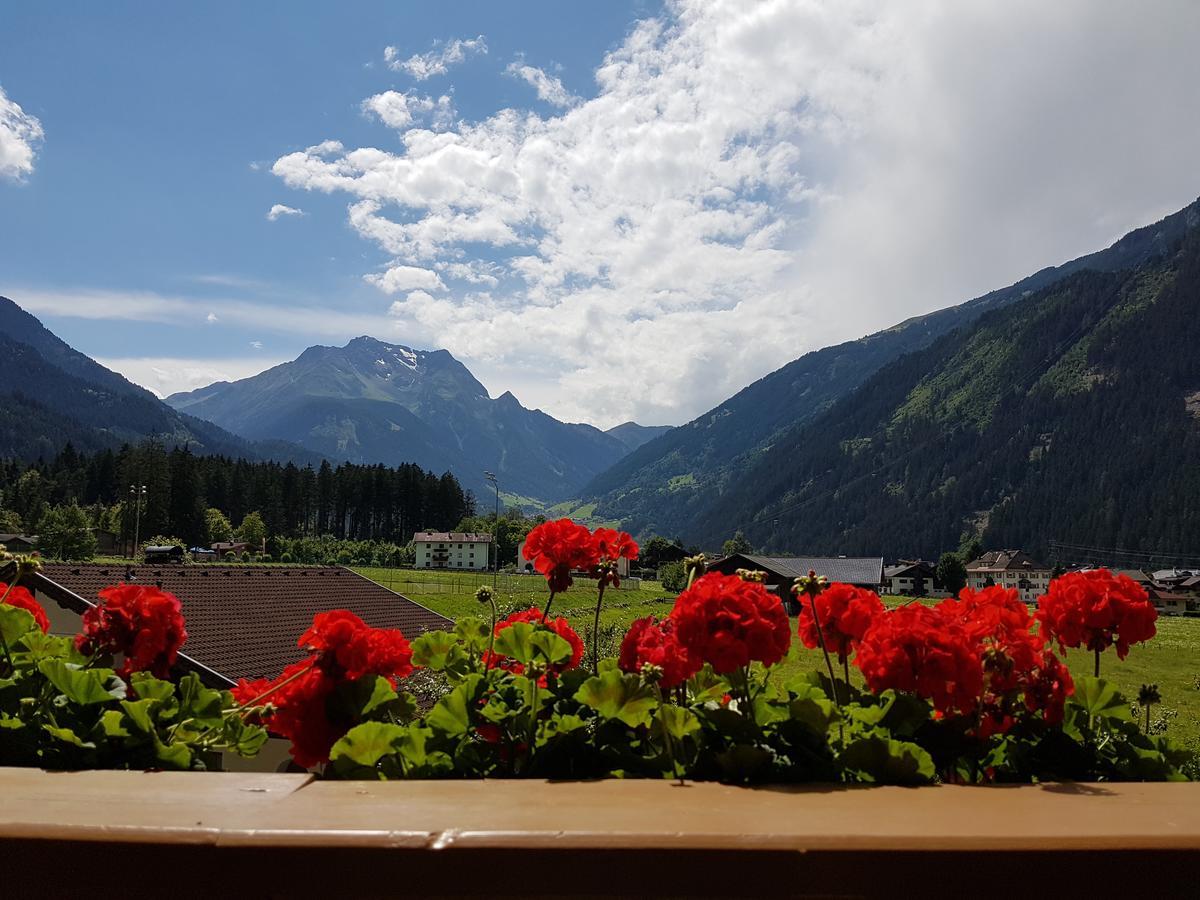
[{"left": 1, "top": 768, "right": 1197, "bottom": 898}]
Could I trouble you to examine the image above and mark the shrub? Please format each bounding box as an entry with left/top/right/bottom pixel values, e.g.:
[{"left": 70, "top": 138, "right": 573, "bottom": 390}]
[
  {"left": 280, "top": 552, "right": 294, "bottom": 564},
  {"left": 658, "top": 560, "right": 686, "bottom": 592}
]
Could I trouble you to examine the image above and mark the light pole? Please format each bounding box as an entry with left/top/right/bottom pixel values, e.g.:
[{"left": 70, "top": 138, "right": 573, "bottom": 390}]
[
  {"left": 484, "top": 471, "right": 499, "bottom": 591},
  {"left": 129, "top": 484, "right": 147, "bottom": 559}
]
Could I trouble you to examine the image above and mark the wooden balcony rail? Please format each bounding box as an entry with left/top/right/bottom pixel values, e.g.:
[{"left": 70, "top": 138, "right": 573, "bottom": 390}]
[{"left": 0, "top": 768, "right": 1197, "bottom": 898}]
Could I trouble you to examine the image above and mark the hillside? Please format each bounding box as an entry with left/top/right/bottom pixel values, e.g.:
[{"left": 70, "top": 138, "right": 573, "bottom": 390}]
[
  {"left": 167, "top": 336, "right": 633, "bottom": 502},
  {"left": 689, "top": 227, "right": 1200, "bottom": 559},
  {"left": 0, "top": 296, "right": 321, "bottom": 465},
  {"left": 605, "top": 421, "right": 673, "bottom": 453},
  {"left": 582, "top": 198, "right": 1200, "bottom": 538}
]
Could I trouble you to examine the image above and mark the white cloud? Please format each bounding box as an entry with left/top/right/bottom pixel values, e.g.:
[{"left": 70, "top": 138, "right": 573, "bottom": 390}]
[
  {"left": 364, "top": 264, "right": 446, "bottom": 294},
  {"left": 362, "top": 91, "right": 456, "bottom": 131},
  {"left": 274, "top": 0, "right": 1200, "bottom": 428},
  {"left": 0, "top": 85, "right": 44, "bottom": 181},
  {"left": 95, "top": 356, "right": 285, "bottom": 398},
  {"left": 249, "top": 340, "right": 264, "bottom": 350},
  {"left": 384, "top": 35, "right": 487, "bottom": 80},
  {"left": 205, "top": 312, "right": 219, "bottom": 324},
  {"left": 266, "top": 203, "right": 305, "bottom": 221},
  {"left": 13, "top": 286, "right": 393, "bottom": 338},
  {"left": 506, "top": 61, "right": 578, "bottom": 108}
]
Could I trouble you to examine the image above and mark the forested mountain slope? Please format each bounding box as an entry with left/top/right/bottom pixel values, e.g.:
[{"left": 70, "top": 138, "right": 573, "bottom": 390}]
[
  {"left": 690, "top": 228, "right": 1200, "bottom": 559},
  {"left": 582, "top": 198, "right": 1200, "bottom": 538}
]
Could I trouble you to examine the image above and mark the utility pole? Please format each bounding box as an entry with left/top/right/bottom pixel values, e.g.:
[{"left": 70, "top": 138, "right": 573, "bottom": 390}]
[
  {"left": 129, "top": 484, "right": 147, "bottom": 559},
  {"left": 484, "top": 471, "right": 499, "bottom": 591}
]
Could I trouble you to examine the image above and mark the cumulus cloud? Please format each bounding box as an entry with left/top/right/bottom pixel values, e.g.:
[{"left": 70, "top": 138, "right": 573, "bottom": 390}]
[
  {"left": 506, "top": 61, "right": 578, "bottom": 108},
  {"left": 205, "top": 312, "right": 219, "bottom": 324},
  {"left": 0, "top": 85, "right": 44, "bottom": 181},
  {"left": 273, "top": 0, "right": 1200, "bottom": 427},
  {"left": 249, "top": 340, "right": 264, "bottom": 350},
  {"left": 266, "top": 203, "right": 305, "bottom": 221},
  {"left": 385, "top": 35, "right": 487, "bottom": 80},
  {"left": 362, "top": 90, "right": 456, "bottom": 131},
  {"left": 365, "top": 264, "right": 446, "bottom": 294}
]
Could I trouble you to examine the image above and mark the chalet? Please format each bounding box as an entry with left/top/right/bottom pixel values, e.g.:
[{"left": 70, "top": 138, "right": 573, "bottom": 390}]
[
  {"left": 707, "top": 553, "right": 884, "bottom": 612},
  {"left": 883, "top": 560, "right": 945, "bottom": 597},
  {"left": 1146, "top": 587, "right": 1192, "bottom": 616},
  {"left": 93, "top": 528, "right": 120, "bottom": 555},
  {"left": 0, "top": 533, "right": 38, "bottom": 552},
  {"left": 211, "top": 541, "right": 250, "bottom": 558},
  {"left": 413, "top": 531, "right": 492, "bottom": 571},
  {"left": 965, "top": 550, "right": 1051, "bottom": 602}
]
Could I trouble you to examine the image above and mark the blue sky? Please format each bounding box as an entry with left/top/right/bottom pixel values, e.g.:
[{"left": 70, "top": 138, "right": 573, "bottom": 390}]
[{"left": 2, "top": 1, "right": 1199, "bottom": 427}]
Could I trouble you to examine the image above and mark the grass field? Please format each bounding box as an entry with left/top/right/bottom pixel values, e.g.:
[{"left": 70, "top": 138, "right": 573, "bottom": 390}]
[{"left": 355, "top": 566, "right": 1200, "bottom": 753}]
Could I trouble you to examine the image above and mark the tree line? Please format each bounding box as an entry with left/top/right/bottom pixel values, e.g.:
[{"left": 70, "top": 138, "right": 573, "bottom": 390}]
[{"left": 0, "top": 441, "right": 474, "bottom": 557}]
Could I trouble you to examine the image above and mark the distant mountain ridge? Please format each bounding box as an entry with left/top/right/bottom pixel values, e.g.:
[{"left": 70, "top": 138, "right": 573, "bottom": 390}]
[
  {"left": 691, "top": 218, "right": 1200, "bottom": 559},
  {"left": 582, "top": 197, "right": 1200, "bottom": 540},
  {"left": 0, "top": 296, "right": 320, "bottom": 465},
  {"left": 167, "top": 336, "right": 655, "bottom": 502}
]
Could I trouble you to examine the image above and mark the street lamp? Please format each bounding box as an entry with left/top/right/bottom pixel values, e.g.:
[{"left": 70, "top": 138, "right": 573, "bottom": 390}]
[
  {"left": 484, "top": 471, "right": 499, "bottom": 591},
  {"left": 129, "top": 484, "right": 147, "bottom": 559}
]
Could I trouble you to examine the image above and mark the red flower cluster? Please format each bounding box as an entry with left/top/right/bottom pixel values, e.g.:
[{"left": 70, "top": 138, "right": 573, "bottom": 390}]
[
  {"left": 523, "top": 519, "right": 600, "bottom": 592},
  {"left": 232, "top": 610, "right": 414, "bottom": 768},
  {"left": 939, "top": 586, "right": 1073, "bottom": 730},
  {"left": 854, "top": 603, "right": 984, "bottom": 717},
  {"left": 670, "top": 573, "right": 791, "bottom": 674},
  {"left": 1, "top": 583, "right": 50, "bottom": 633},
  {"left": 796, "top": 583, "right": 884, "bottom": 661},
  {"left": 1036, "top": 569, "right": 1157, "bottom": 660},
  {"left": 618, "top": 615, "right": 698, "bottom": 688},
  {"left": 522, "top": 519, "right": 639, "bottom": 592},
  {"left": 75, "top": 583, "right": 187, "bottom": 679},
  {"left": 484, "top": 608, "right": 585, "bottom": 676}
]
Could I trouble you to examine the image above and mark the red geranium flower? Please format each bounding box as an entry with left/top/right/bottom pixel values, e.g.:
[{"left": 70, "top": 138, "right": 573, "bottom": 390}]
[
  {"left": 591, "top": 527, "right": 639, "bottom": 587},
  {"left": 854, "top": 603, "right": 983, "bottom": 717},
  {"left": 522, "top": 518, "right": 600, "bottom": 593},
  {"left": 0, "top": 583, "right": 50, "bottom": 633},
  {"left": 1036, "top": 569, "right": 1157, "bottom": 660},
  {"left": 618, "top": 615, "right": 699, "bottom": 688},
  {"left": 485, "top": 607, "right": 585, "bottom": 676},
  {"left": 74, "top": 583, "right": 187, "bottom": 679},
  {"left": 796, "top": 583, "right": 883, "bottom": 661},
  {"left": 670, "top": 573, "right": 791, "bottom": 673},
  {"left": 232, "top": 609, "right": 416, "bottom": 768}
]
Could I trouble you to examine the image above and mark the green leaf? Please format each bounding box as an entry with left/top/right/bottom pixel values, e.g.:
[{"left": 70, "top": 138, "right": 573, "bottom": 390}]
[
  {"left": 223, "top": 717, "right": 269, "bottom": 758},
  {"left": 395, "top": 724, "right": 452, "bottom": 775},
  {"left": 427, "top": 674, "right": 484, "bottom": 738},
  {"left": 454, "top": 617, "right": 491, "bottom": 653},
  {"left": 129, "top": 672, "right": 176, "bottom": 703},
  {"left": 15, "top": 630, "right": 79, "bottom": 664},
  {"left": 0, "top": 603, "right": 38, "bottom": 647},
  {"left": 120, "top": 698, "right": 159, "bottom": 733},
  {"left": 529, "top": 631, "right": 572, "bottom": 666},
  {"left": 38, "top": 659, "right": 126, "bottom": 705},
  {"left": 330, "top": 721, "right": 407, "bottom": 768},
  {"left": 43, "top": 723, "right": 95, "bottom": 749},
  {"left": 574, "top": 669, "right": 658, "bottom": 728},
  {"left": 841, "top": 736, "right": 935, "bottom": 785},
  {"left": 175, "top": 673, "right": 222, "bottom": 724},
  {"left": 1071, "top": 677, "right": 1127, "bottom": 720},
  {"left": 98, "top": 710, "right": 131, "bottom": 739},
  {"left": 655, "top": 704, "right": 700, "bottom": 741},
  {"left": 153, "top": 735, "right": 193, "bottom": 769},
  {"left": 492, "top": 622, "right": 572, "bottom": 667},
  {"left": 411, "top": 630, "right": 470, "bottom": 677}
]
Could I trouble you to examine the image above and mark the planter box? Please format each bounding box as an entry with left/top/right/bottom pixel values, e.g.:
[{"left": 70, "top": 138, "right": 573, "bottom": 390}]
[{"left": 0, "top": 768, "right": 1198, "bottom": 898}]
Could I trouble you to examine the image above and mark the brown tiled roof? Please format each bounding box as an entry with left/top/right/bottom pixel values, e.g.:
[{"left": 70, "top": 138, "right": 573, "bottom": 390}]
[
  {"left": 965, "top": 550, "right": 1050, "bottom": 573},
  {"left": 24, "top": 564, "right": 452, "bottom": 687}
]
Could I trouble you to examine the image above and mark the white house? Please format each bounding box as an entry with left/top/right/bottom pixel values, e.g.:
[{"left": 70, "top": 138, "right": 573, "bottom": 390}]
[
  {"left": 412, "top": 532, "right": 492, "bottom": 570},
  {"left": 965, "top": 550, "right": 1052, "bottom": 602}
]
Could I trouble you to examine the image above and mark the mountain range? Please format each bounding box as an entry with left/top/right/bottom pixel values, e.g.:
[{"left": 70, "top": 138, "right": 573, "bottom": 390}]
[
  {"left": 165, "top": 337, "right": 663, "bottom": 502},
  {"left": 0, "top": 296, "right": 318, "bottom": 465},
  {"left": 581, "top": 197, "right": 1200, "bottom": 558}
]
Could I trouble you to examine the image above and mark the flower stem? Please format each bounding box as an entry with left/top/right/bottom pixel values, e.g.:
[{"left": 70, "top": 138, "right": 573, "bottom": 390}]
[
  {"left": 842, "top": 654, "right": 851, "bottom": 699},
  {"left": 485, "top": 596, "right": 497, "bottom": 672},
  {"left": 657, "top": 684, "right": 682, "bottom": 784},
  {"left": 541, "top": 591, "right": 557, "bottom": 623},
  {"left": 1094, "top": 647, "right": 1101, "bottom": 679},
  {"left": 591, "top": 582, "right": 606, "bottom": 675}
]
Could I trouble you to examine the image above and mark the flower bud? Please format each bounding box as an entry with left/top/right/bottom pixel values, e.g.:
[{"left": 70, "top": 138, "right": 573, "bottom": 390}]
[
  {"left": 475, "top": 585, "right": 494, "bottom": 605},
  {"left": 735, "top": 568, "right": 767, "bottom": 583}
]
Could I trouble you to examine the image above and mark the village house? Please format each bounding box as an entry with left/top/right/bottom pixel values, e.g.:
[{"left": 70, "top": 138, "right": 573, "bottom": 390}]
[
  {"left": 965, "top": 550, "right": 1052, "bottom": 602},
  {"left": 413, "top": 531, "right": 492, "bottom": 570},
  {"left": 707, "top": 553, "right": 884, "bottom": 613},
  {"left": 883, "top": 560, "right": 946, "bottom": 597},
  {"left": 0, "top": 533, "right": 38, "bottom": 552}
]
